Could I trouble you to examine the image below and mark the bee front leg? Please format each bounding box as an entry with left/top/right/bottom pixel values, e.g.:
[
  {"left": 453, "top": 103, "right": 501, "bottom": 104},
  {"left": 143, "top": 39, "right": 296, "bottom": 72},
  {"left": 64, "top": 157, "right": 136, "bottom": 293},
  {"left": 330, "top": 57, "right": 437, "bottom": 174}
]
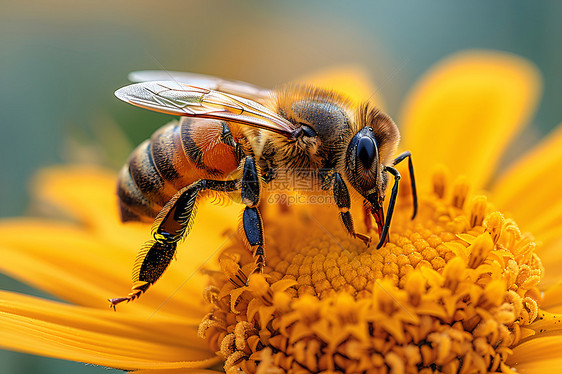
[
  {"left": 239, "top": 156, "right": 266, "bottom": 275},
  {"left": 375, "top": 166, "right": 400, "bottom": 249},
  {"left": 109, "top": 178, "right": 238, "bottom": 309},
  {"left": 370, "top": 152, "right": 418, "bottom": 249},
  {"left": 333, "top": 172, "right": 371, "bottom": 246},
  {"left": 391, "top": 151, "right": 418, "bottom": 219}
]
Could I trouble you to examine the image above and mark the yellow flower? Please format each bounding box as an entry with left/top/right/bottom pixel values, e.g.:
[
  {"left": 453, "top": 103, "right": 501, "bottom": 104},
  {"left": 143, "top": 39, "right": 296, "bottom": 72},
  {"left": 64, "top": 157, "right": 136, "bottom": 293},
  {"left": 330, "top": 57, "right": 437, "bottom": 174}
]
[{"left": 2, "top": 51, "right": 562, "bottom": 374}]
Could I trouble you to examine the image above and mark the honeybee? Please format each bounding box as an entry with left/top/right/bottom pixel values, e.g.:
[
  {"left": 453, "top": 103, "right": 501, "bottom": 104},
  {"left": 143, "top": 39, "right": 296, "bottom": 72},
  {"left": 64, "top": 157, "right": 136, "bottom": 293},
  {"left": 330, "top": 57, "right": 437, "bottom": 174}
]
[{"left": 109, "top": 71, "right": 417, "bottom": 308}]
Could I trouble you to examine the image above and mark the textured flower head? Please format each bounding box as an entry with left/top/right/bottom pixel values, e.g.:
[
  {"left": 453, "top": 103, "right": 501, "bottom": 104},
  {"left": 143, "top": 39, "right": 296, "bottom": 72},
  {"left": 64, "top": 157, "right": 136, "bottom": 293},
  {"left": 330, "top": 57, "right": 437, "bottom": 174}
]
[
  {"left": 200, "top": 170, "right": 544, "bottom": 373},
  {"left": 2, "top": 51, "right": 562, "bottom": 374}
]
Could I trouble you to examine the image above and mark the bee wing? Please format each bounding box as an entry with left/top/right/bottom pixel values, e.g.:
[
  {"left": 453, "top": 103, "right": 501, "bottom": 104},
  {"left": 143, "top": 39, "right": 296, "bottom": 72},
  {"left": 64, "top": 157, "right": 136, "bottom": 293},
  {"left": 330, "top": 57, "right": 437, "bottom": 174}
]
[
  {"left": 128, "top": 71, "right": 272, "bottom": 102},
  {"left": 115, "top": 81, "right": 295, "bottom": 137}
]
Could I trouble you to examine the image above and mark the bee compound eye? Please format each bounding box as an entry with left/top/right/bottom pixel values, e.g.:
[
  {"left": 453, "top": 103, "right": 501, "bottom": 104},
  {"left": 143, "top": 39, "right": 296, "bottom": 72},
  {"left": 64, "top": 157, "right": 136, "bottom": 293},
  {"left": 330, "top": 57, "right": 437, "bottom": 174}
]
[{"left": 356, "top": 137, "right": 376, "bottom": 169}]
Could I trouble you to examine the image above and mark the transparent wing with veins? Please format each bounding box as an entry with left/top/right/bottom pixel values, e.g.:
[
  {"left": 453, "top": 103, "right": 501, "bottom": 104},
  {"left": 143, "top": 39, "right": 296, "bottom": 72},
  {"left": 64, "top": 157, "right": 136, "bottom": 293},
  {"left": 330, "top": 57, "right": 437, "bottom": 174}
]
[
  {"left": 128, "top": 71, "right": 272, "bottom": 102},
  {"left": 114, "top": 81, "right": 295, "bottom": 137}
]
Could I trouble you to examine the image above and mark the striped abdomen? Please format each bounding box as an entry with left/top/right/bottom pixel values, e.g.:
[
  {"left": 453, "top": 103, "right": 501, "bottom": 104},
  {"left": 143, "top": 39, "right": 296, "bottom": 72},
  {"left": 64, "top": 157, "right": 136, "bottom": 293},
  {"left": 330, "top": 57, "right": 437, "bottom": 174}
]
[{"left": 117, "top": 118, "right": 241, "bottom": 222}]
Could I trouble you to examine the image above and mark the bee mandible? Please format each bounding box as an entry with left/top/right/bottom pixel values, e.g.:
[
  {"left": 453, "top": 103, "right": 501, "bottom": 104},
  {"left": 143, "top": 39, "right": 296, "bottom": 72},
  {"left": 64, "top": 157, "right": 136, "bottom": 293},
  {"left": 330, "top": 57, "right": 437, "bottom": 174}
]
[{"left": 109, "top": 71, "right": 418, "bottom": 308}]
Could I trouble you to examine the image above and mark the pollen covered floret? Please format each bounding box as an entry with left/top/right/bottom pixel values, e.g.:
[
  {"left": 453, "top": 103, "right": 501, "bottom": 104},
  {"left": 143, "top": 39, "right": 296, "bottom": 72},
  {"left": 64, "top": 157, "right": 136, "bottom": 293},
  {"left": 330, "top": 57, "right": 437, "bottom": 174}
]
[{"left": 199, "top": 168, "right": 543, "bottom": 374}]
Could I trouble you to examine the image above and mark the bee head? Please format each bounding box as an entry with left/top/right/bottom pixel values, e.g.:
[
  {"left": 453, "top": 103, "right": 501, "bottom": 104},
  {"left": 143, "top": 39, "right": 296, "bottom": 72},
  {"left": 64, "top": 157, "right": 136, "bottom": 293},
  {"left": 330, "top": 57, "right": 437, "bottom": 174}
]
[{"left": 344, "top": 105, "right": 399, "bottom": 200}]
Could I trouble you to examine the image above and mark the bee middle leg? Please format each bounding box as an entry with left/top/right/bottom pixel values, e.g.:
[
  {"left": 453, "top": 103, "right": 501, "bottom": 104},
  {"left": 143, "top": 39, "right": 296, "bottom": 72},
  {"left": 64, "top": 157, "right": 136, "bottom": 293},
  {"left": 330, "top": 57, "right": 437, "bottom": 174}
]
[
  {"left": 333, "top": 172, "right": 371, "bottom": 246},
  {"left": 239, "top": 156, "right": 266, "bottom": 275}
]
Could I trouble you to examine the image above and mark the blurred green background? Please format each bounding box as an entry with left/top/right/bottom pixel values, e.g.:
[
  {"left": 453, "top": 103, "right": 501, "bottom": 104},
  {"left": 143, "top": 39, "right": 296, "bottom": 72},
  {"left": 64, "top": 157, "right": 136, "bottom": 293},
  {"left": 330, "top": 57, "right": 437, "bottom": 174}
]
[{"left": 1, "top": 1, "right": 561, "bottom": 373}]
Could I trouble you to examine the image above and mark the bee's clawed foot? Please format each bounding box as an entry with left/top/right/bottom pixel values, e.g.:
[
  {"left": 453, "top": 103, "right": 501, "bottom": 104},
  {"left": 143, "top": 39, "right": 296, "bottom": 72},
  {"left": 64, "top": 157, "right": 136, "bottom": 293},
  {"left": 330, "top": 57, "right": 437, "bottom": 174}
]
[
  {"left": 376, "top": 234, "right": 389, "bottom": 250},
  {"left": 108, "top": 296, "right": 131, "bottom": 311},
  {"left": 244, "top": 260, "right": 265, "bottom": 287},
  {"left": 107, "top": 282, "right": 149, "bottom": 310},
  {"left": 251, "top": 265, "right": 264, "bottom": 276},
  {"left": 354, "top": 232, "right": 372, "bottom": 247}
]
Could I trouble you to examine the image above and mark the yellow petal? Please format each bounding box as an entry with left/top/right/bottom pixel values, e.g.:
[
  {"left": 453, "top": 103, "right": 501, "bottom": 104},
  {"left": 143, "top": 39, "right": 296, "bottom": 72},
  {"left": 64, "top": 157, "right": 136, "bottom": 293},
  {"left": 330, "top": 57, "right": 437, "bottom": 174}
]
[
  {"left": 542, "top": 282, "right": 562, "bottom": 310},
  {"left": 33, "top": 166, "right": 123, "bottom": 231},
  {"left": 0, "top": 291, "right": 205, "bottom": 347},
  {"left": 508, "top": 336, "right": 562, "bottom": 364},
  {"left": 0, "top": 218, "right": 232, "bottom": 318},
  {"left": 538, "top": 237, "right": 562, "bottom": 288},
  {"left": 3, "top": 165, "right": 243, "bottom": 316},
  {"left": 528, "top": 310, "right": 562, "bottom": 335},
  {"left": 33, "top": 166, "right": 240, "bottom": 248},
  {"left": 33, "top": 166, "right": 159, "bottom": 257},
  {"left": 512, "top": 358, "right": 562, "bottom": 374},
  {"left": 0, "top": 291, "right": 219, "bottom": 371},
  {"left": 491, "top": 124, "right": 562, "bottom": 241},
  {"left": 0, "top": 220, "right": 133, "bottom": 306},
  {"left": 296, "top": 65, "right": 384, "bottom": 108},
  {"left": 400, "top": 51, "right": 541, "bottom": 190}
]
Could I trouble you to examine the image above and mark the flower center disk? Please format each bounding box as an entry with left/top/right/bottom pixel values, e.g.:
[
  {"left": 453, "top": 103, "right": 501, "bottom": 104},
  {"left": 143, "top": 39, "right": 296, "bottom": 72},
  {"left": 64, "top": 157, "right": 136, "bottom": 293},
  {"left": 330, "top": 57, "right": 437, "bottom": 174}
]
[{"left": 199, "top": 170, "right": 543, "bottom": 374}]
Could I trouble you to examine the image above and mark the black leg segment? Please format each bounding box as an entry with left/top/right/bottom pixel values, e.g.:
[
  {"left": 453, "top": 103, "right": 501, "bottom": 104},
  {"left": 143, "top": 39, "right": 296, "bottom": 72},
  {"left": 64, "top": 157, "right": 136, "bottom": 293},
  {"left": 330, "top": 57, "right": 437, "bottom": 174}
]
[
  {"left": 392, "top": 151, "right": 418, "bottom": 219},
  {"left": 239, "top": 156, "right": 266, "bottom": 273},
  {"left": 241, "top": 156, "right": 261, "bottom": 207},
  {"left": 333, "top": 173, "right": 351, "bottom": 209},
  {"left": 155, "top": 179, "right": 238, "bottom": 242},
  {"left": 135, "top": 241, "right": 176, "bottom": 285},
  {"left": 376, "top": 166, "right": 400, "bottom": 249},
  {"left": 242, "top": 206, "right": 266, "bottom": 273},
  {"left": 333, "top": 172, "right": 371, "bottom": 246}
]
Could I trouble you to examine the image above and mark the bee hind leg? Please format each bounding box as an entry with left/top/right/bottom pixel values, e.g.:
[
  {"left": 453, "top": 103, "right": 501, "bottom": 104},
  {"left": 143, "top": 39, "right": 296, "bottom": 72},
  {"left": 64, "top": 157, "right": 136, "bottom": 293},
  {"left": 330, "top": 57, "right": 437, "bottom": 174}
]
[
  {"left": 108, "top": 240, "right": 175, "bottom": 309},
  {"left": 333, "top": 172, "right": 371, "bottom": 246},
  {"left": 109, "top": 178, "right": 238, "bottom": 309}
]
